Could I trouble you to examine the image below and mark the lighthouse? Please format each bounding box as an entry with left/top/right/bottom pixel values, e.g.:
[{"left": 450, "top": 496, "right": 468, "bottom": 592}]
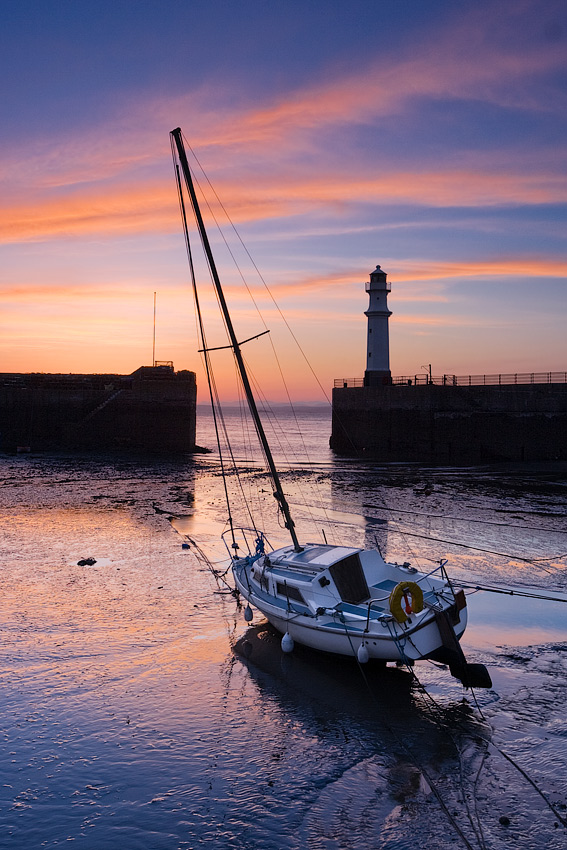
[{"left": 364, "top": 264, "right": 392, "bottom": 387}]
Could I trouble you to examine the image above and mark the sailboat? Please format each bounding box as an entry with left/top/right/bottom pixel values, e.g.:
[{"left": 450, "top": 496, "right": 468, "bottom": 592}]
[{"left": 170, "top": 128, "right": 491, "bottom": 689}]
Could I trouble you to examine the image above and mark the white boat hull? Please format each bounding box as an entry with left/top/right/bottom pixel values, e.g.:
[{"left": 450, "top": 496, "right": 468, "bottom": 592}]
[
  {"left": 265, "top": 611, "right": 466, "bottom": 662},
  {"left": 233, "top": 560, "right": 467, "bottom": 664}
]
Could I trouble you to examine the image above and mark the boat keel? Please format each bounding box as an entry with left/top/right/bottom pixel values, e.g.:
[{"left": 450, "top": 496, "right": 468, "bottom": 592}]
[{"left": 430, "top": 610, "right": 492, "bottom": 688}]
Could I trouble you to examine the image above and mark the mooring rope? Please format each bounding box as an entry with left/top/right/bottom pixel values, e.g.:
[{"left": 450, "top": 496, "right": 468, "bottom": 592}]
[
  {"left": 335, "top": 614, "right": 481, "bottom": 850},
  {"left": 409, "top": 664, "right": 567, "bottom": 831}
]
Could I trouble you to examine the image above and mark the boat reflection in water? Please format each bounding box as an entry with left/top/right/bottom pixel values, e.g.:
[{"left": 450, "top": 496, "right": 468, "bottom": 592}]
[
  {"left": 233, "top": 620, "right": 479, "bottom": 728},
  {"left": 232, "top": 621, "right": 492, "bottom": 847}
]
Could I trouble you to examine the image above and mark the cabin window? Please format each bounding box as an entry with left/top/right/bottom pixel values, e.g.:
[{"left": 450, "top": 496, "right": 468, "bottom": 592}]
[
  {"left": 253, "top": 568, "right": 270, "bottom": 591},
  {"left": 329, "top": 553, "right": 370, "bottom": 604},
  {"left": 276, "top": 582, "right": 305, "bottom": 604}
]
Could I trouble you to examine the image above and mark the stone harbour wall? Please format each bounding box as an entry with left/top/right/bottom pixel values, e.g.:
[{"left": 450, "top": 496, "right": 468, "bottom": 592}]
[
  {"left": 0, "top": 365, "right": 197, "bottom": 453},
  {"left": 330, "top": 383, "right": 567, "bottom": 463}
]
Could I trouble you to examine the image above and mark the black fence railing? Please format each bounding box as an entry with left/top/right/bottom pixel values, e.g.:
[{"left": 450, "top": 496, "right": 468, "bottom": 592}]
[{"left": 334, "top": 372, "right": 567, "bottom": 389}]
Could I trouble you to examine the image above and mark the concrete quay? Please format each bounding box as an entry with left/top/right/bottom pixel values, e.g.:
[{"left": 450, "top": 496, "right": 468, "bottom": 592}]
[
  {"left": 330, "top": 381, "right": 567, "bottom": 463},
  {"left": 0, "top": 364, "right": 197, "bottom": 453}
]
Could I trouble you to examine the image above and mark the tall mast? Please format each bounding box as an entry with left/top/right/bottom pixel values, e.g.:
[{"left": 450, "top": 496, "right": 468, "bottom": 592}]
[{"left": 171, "top": 128, "right": 302, "bottom": 552}]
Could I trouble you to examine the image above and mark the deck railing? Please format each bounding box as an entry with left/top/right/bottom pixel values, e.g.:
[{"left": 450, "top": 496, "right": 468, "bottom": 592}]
[{"left": 334, "top": 372, "right": 567, "bottom": 389}]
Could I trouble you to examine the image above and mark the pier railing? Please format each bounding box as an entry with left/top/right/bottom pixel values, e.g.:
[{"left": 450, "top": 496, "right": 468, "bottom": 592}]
[{"left": 334, "top": 372, "right": 567, "bottom": 389}]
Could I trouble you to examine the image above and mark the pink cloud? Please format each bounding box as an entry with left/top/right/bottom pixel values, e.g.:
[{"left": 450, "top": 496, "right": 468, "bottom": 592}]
[
  {"left": 0, "top": 182, "right": 175, "bottom": 242},
  {"left": 391, "top": 257, "right": 567, "bottom": 281},
  {"left": 2, "top": 165, "right": 566, "bottom": 244},
  {"left": 1, "top": 0, "right": 565, "bottom": 215},
  {"left": 202, "top": 3, "right": 567, "bottom": 152}
]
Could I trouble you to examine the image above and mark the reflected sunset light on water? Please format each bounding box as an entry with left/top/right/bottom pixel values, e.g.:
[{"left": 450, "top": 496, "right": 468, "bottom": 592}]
[{"left": 1, "top": 411, "right": 566, "bottom": 846}]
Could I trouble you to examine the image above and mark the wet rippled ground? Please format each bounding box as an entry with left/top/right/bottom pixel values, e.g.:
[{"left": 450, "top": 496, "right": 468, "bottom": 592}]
[{"left": 1, "top": 408, "right": 566, "bottom": 848}]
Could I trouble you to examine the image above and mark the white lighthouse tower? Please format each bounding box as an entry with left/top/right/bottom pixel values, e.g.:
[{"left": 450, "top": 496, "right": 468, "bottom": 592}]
[{"left": 364, "top": 264, "right": 392, "bottom": 386}]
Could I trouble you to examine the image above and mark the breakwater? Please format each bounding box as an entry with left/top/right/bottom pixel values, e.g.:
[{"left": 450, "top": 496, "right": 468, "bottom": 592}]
[
  {"left": 330, "top": 377, "right": 567, "bottom": 463},
  {"left": 0, "top": 364, "right": 197, "bottom": 453}
]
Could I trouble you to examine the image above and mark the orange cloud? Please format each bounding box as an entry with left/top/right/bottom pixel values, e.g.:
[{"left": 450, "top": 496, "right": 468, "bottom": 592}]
[
  {"left": 0, "top": 182, "right": 176, "bottom": 242},
  {"left": 393, "top": 314, "right": 506, "bottom": 328},
  {"left": 205, "top": 169, "right": 567, "bottom": 217},
  {"left": 205, "top": 6, "right": 567, "bottom": 151},
  {"left": 391, "top": 257, "right": 567, "bottom": 282},
  {"left": 2, "top": 256, "right": 564, "bottom": 318},
  {"left": 1, "top": 1, "right": 565, "bottom": 246},
  {"left": 2, "top": 166, "right": 566, "bottom": 244},
  {"left": 223, "top": 256, "right": 567, "bottom": 303}
]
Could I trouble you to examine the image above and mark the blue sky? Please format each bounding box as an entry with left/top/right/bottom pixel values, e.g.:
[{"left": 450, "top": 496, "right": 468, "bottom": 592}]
[{"left": 1, "top": 0, "right": 566, "bottom": 398}]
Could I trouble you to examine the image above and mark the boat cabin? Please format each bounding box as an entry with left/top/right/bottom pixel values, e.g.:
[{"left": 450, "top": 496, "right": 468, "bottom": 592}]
[{"left": 250, "top": 543, "right": 420, "bottom": 614}]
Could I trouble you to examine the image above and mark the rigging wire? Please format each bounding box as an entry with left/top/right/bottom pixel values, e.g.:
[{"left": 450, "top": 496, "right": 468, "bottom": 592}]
[
  {"left": 173, "top": 132, "right": 566, "bottom": 838},
  {"left": 455, "top": 583, "right": 567, "bottom": 603},
  {"left": 382, "top": 599, "right": 567, "bottom": 835},
  {"left": 179, "top": 135, "right": 333, "bottom": 399},
  {"left": 336, "top": 618, "right": 481, "bottom": 850},
  {"left": 409, "top": 665, "right": 567, "bottom": 832},
  {"left": 173, "top": 152, "right": 221, "bottom": 448},
  {"left": 382, "top": 526, "right": 565, "bottom": 573},
  {"left": 173, "top": 152, "right": 236, "bottom": 546},
  {"left": 289, "top": 493, "right": 567, "bottom": 571},
  {"left": 361, "top": 502, "right": 567, "bottom": 535},
  {"left": 287, "top": 493, "right": 566, "bottom": 572},
  {"left": 172, "top": 139, "right": 259, "bottom": 539},
  {"left": 178, "top": 130, "right": 353, "bottom": 482},
  {"left": 244, "top": 354, "right": 337, "bottom": 544},
  {"left": 234, "top": 362, "right": 269, "bottom": 531},
  {"left": 185, "top": 129, "right": 366, "bottom": 474},
  {"left": 179, "top": 505, "right": 567, "bottom": 837},
  {"left": 179, "top": 130, "right": 336, "bottom": 543}
]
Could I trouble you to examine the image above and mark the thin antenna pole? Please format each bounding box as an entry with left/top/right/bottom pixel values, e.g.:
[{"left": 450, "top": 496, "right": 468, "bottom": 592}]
[{"left": 153, "top": 292, "right": 156, "bottom": 366}]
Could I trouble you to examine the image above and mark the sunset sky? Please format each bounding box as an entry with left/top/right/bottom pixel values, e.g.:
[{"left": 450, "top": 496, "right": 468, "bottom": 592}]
[{"left": 1, "top": 0, "right": 566, "bottom": 400}]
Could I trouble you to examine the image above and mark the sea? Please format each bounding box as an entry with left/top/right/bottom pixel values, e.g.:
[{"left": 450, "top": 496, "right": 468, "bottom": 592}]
[{"left": 1, "top": 404, "right": 566, "bottom": 849}]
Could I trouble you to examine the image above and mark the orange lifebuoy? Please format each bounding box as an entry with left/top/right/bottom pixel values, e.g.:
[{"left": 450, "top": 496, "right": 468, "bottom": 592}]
[{"left": 389, "top": 581, "right": 424, "bottom": 624}]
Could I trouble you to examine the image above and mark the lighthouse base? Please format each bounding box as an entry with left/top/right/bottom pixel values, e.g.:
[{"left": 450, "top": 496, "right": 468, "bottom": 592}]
[{"left": 364, "top": 370, "right": 392, "bottom": 387}]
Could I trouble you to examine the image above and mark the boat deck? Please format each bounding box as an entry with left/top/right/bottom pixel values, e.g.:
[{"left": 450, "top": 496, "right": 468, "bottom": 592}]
[{"left": 268, "top": 544, "right": 362, "bottom": 575}]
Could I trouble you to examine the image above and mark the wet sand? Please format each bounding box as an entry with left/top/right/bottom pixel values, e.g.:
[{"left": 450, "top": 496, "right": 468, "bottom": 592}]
[{"left": 0, "top": 430, "right": 566, "bottom": 848}]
